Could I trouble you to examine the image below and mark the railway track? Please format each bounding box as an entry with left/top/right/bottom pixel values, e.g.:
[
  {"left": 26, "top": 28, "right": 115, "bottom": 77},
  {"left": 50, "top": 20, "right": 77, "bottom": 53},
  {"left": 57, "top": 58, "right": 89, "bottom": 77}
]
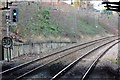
[
  {"left": 51, "top": 39, "right": 119, "bottom": 80},
  {"left": 0, "top": 36, "right": 118, "bottom": 80},
  {"left": 0, "top": 36, "right": 115, "bottom": 74}
]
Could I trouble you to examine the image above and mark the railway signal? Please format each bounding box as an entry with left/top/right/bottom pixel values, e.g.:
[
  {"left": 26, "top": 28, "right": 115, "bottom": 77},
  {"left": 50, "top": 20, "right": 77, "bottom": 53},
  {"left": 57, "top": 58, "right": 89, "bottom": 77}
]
[
  {"left": 11, "top": 8, "right": 19, "bottom": 23},
  {"left": 1, "top": 1, "right": 18, "bottom": 61},
  {"left": 5, "top": 12, "right": 10, "bottom": 24}
]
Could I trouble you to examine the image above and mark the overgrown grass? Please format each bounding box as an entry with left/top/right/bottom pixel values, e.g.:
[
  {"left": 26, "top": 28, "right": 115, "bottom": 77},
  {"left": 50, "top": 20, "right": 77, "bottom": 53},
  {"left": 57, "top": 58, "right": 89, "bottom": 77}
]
[
  {"left": 78, "top": 18, "right": 106, "bottom": 35},
  {"left": 21, "top": 7, "right": 63, "bottom": 38},
  {"left": 17, "top": 2, "right": 108, "bottom": 40}
]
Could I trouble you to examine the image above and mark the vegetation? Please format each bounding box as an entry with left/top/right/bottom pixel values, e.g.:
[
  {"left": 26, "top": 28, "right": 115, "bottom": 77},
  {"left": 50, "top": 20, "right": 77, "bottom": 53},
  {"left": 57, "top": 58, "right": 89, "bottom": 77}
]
[
  {"left": 78, "top": 18, "right": 106, "bottom": 35},
  {"left": 20, "top": 7, "right": 63, "bottom": 38},
  {"left": 102, "top": 10, "right": 113, "bottom": 15},
  {"left": 11, "top": 2, "right": 111, "bottom": 41}
]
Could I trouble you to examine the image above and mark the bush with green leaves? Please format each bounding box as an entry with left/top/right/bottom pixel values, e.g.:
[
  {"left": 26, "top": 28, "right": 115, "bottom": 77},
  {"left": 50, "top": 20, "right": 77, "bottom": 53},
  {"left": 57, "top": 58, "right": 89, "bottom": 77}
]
[{"left": 21, "top": 8, "right": 63, "bottom": 38}]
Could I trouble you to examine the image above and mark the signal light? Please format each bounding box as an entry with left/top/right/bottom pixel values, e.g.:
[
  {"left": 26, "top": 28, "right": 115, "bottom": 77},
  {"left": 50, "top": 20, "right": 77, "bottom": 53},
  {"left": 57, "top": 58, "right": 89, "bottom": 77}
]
[
  {"left": 12, "top": 8, "right": 18, "bottom": 22},
  {"left": 5, "top": 12, "right": 10, "bottom": 24},
  {"left": 6, "top": 15, "right": 10, "bottom": 19}
]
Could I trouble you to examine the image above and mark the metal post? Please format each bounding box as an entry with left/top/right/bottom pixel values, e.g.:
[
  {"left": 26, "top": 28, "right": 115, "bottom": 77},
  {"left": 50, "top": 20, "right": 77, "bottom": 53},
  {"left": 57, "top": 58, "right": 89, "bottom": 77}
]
[
  {"left": 18, "top": 46, "right": 20, "bottom": 56},
  {"left": 1, "top": 0, "right": 13, "bottom": 61},
  {"left": 0, "top": 45, "right": 4, "bottom": 60},
  {"left": 6, "top": 48, "right": 9, "bottom": 61},
  {"left": 6, "top": 11, "right": 10, "bottom": 61},
  {"left": 32, "top": 43, "right": 34, "bottom": 54},
  {"left": 22, "top": 44, "right": 25, "bottom": 55},
  {"left": 39, "top": 43, "right": 42, "bottom": 53},
  {"left": 9, "top": 48, "right": 11, "bottom": 60},
  {"left": 6, "top": 23, "right": 9, "bottom": 37}
]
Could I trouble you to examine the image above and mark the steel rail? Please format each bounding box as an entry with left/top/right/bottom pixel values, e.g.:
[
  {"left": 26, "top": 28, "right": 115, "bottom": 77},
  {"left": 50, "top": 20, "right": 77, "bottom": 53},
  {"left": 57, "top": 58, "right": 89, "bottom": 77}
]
[
  {"left": 14, "top": 37, "right": 118, "bottom": 80},
  {"left": 50, "top": 38, "right": 119, "bottom": 80},
  {"left": 81, "top": 41, "right": 120, "bottom": 80},
  {"left": 0, "top": 36, "right": 115, "bottom": 75}
]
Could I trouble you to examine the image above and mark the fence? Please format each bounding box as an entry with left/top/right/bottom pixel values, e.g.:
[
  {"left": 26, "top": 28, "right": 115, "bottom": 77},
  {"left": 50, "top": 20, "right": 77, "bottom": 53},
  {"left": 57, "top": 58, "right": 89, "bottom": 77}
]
[{"left": 3, "top": 41, "right": 76, "bottom": 61}]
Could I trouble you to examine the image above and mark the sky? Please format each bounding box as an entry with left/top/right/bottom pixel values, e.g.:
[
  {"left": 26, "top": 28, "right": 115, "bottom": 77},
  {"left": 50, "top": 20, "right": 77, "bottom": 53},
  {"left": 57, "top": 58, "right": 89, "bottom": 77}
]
[
  {"left": 90, "top": 0, "right": 119, "bottom": 10},
  {"left": 90, "top": 1, "right": 104, "bottom": 10}
]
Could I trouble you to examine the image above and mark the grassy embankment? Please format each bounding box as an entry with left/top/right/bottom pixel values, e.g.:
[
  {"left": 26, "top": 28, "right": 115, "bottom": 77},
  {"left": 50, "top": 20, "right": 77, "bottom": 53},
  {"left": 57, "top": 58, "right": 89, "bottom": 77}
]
[{"left": 12, "top": 2, "right": 108, "bottom": 42}]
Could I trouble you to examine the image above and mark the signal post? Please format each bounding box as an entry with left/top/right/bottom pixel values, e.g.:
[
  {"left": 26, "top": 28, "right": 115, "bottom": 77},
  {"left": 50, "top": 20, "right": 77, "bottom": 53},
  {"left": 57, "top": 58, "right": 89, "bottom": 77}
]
[{"left": 0, "top": 1, "right": 18, "bottom": 61}]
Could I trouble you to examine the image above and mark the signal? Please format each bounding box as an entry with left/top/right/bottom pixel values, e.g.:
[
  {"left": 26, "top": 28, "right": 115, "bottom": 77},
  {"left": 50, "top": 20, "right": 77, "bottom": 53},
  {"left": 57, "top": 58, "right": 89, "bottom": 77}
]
[
  {"left": 5, "top": 12, "right": 10, "bottom": 24},
  {"left": 11, "top": 8, "right": 18, "bottom": 22}
]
